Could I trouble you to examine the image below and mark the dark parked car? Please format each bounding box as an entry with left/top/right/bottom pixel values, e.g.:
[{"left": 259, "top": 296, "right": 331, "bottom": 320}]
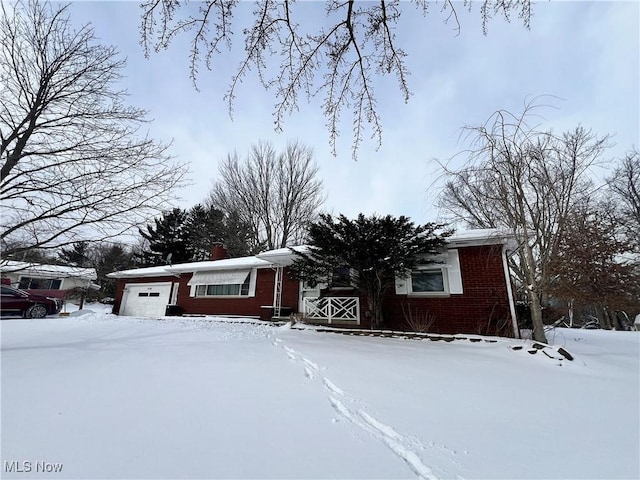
[{"left": 0, "top": 285, "right": 63, "bottom": 318}]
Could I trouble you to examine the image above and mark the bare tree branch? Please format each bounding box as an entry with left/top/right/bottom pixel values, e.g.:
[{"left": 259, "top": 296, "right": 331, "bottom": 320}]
[
  {"left": 208, "top": 140, "right": 325, "bottom": 251},
  {"left": 438, "top": 99, "right": 610, "bottom": 342},
  {"left": 608, "top": 148, "right": 640, "bottom": 250},
  {"left": 1, "top": 0, "right": 188, "bottom": 257},
  {"left": 139, "top": 0, "right": 533, "bottom": 159}
]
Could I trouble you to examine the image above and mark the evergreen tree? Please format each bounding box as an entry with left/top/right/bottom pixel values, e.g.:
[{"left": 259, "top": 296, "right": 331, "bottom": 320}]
[
  {"left": 291, "top": 214, "right": 452, "bottom": 329},
  {"left": 222, "top": 209, "right": 257, "bottom": 257},
  {"left": 185, "top": 204, "right": 226, "bottom": 261},
  {"left": 138, "top": 208, "right": 191, "bottom": 266},
  {"left": 59, "top": 241, "right": 90, "bottom": 267},
  {"left": 183, "top": 204, "right": 255, "bottom": 260},
  {"left": 94, "top": 243, "right": 135, "bottom": 297}
]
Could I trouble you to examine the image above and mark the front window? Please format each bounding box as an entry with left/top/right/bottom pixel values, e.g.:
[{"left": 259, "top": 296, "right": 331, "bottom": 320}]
[
  {"left": 409, "top": 268, "right": 448, "bottom": 295},
  {"left": 194, "top": 274, "right": 250, "bottom": 297},
  {"left": 331, "top": 266, "right": 352, "bottom": 287},
  {"left": 18, "top": 277, "right": 62, "bottom": 290}
]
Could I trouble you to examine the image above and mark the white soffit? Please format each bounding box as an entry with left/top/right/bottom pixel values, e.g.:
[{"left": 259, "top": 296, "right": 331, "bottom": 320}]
[
  {"left": 106, "top": 266, "right": 173, "bottom": 278},
  {"left": 447, "top": 229, "right": 514, "bottom": 248},
  {"left": 256, "top": 246, "right": 310, "bottom": 266}
]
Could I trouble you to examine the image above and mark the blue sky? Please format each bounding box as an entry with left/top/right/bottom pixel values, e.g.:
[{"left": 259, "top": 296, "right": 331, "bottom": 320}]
[{"left": 67, "top": 1, "right": 639, "bottom": 224}]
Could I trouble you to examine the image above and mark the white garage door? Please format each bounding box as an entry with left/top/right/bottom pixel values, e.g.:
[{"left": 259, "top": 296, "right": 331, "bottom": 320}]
[{"left": 120, "top": 283, "right": 172, "bottom": 317}]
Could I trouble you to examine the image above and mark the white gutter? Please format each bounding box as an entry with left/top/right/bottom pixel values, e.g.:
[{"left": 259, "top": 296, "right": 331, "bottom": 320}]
[{"left": 502, "top": 244, "right": 520, "bottom": 339}]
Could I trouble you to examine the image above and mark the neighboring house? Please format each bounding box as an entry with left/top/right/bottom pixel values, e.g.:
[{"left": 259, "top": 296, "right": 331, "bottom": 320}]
[
  {"left": 108, "top": 229, "right": 520, "bottom": 337},
  {"left": 0, "top": 261, "right": 98, "bottom": 299}
]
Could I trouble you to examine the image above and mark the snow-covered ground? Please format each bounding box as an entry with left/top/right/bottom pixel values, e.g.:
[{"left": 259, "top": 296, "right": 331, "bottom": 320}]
[{"left": 2, "top": 305, "right": 638, "bottom": 479}]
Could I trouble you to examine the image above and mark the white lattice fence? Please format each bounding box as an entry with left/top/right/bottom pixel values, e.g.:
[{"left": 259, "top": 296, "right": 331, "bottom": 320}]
[{"left": 303, "top": 297, "right": 360, "bottom": 324}]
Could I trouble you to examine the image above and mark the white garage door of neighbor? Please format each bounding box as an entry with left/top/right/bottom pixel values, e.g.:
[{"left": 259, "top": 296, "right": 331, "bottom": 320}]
[{"left": 121, "top": 283, "right": 172, "bottom": 317}]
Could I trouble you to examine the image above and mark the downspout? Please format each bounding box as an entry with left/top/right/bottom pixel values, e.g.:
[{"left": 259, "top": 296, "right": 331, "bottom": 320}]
[{"left": 501, "top": 244, "right": 520, "bottom": 339}]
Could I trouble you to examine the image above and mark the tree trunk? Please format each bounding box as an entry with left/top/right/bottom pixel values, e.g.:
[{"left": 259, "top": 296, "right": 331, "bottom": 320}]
[
  {"left": 595, "top": 305, "right": 612, "bottom": 329},
  {"left": 79, "top": 290, "right": 86, "bottom": 310},
  {"left": 610, "top": 309, "right": 622, "bottom": 330},
  {"left": 367, "top": 292, "right": 384, "bottom": 330},
  {"left": 603, "top": 307, "right": 622, "bottom": 330},
  {"left": 529, "top": 291, "right": 548, "bottom": 343},
  {"left": 568, "top": 300, "right": 574, "bottom": 327}
]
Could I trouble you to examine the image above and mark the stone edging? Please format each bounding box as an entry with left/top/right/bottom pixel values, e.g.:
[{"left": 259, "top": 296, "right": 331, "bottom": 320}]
[{"left": 291, "top": 324, "right": 574, "bottom": 362}]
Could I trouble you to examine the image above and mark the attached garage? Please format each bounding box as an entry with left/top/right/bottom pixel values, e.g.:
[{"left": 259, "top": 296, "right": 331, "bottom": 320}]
[{"left": 120, "top": 282, "right": 172, "bottom": 317}]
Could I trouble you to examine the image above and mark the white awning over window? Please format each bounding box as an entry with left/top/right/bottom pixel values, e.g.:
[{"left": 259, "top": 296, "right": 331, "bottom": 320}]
[{"left": 187, "top": 269, "right": 250, "bottom": 286}]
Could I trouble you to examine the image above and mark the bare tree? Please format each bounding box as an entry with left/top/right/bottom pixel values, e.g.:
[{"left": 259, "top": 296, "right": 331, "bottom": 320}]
[
  {"left": 139, "top": 0, "right": 533, "bottom": 159},
  {"left": 208, "top": 140, "right": 324, "bottom": 251},
  {"left": 546, "top": 200, "right": 639, "bottom": 329},
  {"left": 609, "top": 148, "right": 640, "bottom": 250},
  {"left": 439, "top": 99, "right": 610, "bottom": 343},
  {"left": 0, "top": 0, "right": 187, "bottom": 258}
]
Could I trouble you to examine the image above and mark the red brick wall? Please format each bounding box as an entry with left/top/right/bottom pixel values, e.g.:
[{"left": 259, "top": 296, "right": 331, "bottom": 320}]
[
  {"left": 381, "top": 245, "right": 514, "bottom": 336},
  {"left": 113, "top": 268, "right": 301, "bottom": 318},
  {"left": 177, "top": 268, "right": 300, "bottom": 317}
]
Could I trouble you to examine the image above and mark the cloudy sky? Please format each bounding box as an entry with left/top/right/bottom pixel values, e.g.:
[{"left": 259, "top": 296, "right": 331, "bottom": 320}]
[{"left": 67, "top": 1, "right": 639, "bottom": 225}]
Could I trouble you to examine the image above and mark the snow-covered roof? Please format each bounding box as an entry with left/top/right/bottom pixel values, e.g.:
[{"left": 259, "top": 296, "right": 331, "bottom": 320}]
[
  {"left": 446, "top": 229, "right": 516, "bottom": 248},
  {"left": 256, "top": 230, "right": 516, "bottom": 266},
  {"left": 106, "top": 265, "right": 177, "bottom": 279},
  {"left": 107, "top": 230, "right": 516, "bottom": 278},
  {"left": 168, "top": 257, "right": 273, "bottom": 273},
  {"left": 1, "top": 261, "right": 97, "bottom": 280},
  {"left": 107, "top": 256, "right": 274, "bottom": 279},
  {"left": 256, "top": 246, "right": 310, "bottom": 266}
]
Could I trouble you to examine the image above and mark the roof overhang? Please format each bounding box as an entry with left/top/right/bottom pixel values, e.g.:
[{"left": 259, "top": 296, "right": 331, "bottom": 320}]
[
  {"left": 167, "top": 257, "right": 273, "bottom": 273},
  {"left": 107, "top": 230, "right": 518, "bottom": 279},
  {"left": 446, "top": 229, "right": 517, "bottom": 249},
  {"left": 106, "top": 265, "right": 176, "bottom": 279},
  {"left": 257, "top": 230, "right": 517, "bottom": 266},
  {"left": 107, "top": 256, "right": 274, "bottom": 279},
  {"left": 256, "top": 246, "right": 310, "bottom": 267},
  {"left": 1, "top": 261, "right": 97, "bottom": 280}
]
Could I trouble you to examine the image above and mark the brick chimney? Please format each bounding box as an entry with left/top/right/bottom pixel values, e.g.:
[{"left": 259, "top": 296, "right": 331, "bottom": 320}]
[{"left": 211, "top": 244, "right": 228, "bottom": 261}]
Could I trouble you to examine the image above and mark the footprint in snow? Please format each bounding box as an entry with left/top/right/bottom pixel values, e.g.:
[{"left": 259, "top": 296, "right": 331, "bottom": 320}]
[
  {"left": 302, "top": 357, "right": 319, "bottom": 371},
  {"left": 323, "top": 377, "right": 345, "bottom": 396},
  {"left": 326, "top": 396, "right": 440, "bottom": 480},
  {"left": 282, "top": 345, "right": 298, "bottom": 361}
]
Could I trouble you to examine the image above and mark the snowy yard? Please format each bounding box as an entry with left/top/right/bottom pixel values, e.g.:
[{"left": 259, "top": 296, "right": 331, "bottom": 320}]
[{"left": 2, "top": 306, "right": 638, "bottom": 479}]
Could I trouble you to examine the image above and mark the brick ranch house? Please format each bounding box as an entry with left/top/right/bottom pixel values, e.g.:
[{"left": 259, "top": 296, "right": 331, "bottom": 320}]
[{"left": 108, "top": 229, "right": 520, "bottom": 337}]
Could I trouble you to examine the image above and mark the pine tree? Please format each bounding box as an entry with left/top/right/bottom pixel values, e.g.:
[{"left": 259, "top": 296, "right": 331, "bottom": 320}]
[
  {"left": 291, "top": 214, "right": 452, "bottom": 329},
  {"left": 222, "top": 209, "right": 257, "bottom": 257},
  {"left": 185, "top": 204, "right": 227, "bottom": 261},
  {"left": 138, "top": 208, "right": 191, "bottom": 266},
  {"left": 183, "top": 204, "right": 254, "bottom": 259},
  {"left": 59, "top": 241, "right": 90, "bottom": 267},
  {"left": 94, "top": 243, "right": 135, "bottom": 297}
]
